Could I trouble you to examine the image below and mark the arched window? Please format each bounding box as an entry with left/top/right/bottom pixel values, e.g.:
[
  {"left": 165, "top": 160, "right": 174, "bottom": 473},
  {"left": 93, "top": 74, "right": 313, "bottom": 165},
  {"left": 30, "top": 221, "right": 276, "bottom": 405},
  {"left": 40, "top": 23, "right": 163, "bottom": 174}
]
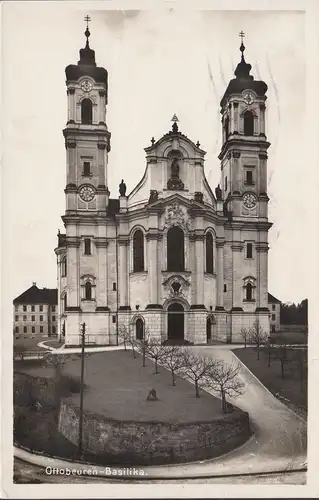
[
  {"left": 243, "top": 111, "right": 254, "bottom": 136},
  {"left": 133, "top": 230, "right": 144, "bottom": 272},
  {"left": 61, "top": 256, "right": 67, "bottom": 277},
  {"left": 136, "top": 318, "right": 144, "bottom": 340},
  {"left": 224, "top": 116, "right": 229, "bottom": 141},
  {"left": 206, "top": 233, "right": 214, "bottom": 274},
  {"left": 246, "top": 282, "right": 253, "bottom": 301},
  {"left": 85, "top": 281, "right": 92, "bottom": 300},
  {"left": 167, "top": 227, "right": 185, "bottom": 272},
  {"left": 81, "top": 99, "right": 93, "bottom": 125}
]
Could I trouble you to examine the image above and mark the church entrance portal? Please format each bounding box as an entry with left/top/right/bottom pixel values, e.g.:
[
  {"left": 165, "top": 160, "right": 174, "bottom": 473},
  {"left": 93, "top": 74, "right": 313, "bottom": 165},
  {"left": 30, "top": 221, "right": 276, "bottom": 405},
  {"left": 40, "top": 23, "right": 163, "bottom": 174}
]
[{"left": 167, "top": 303, "right": 184, "bottom": 342}]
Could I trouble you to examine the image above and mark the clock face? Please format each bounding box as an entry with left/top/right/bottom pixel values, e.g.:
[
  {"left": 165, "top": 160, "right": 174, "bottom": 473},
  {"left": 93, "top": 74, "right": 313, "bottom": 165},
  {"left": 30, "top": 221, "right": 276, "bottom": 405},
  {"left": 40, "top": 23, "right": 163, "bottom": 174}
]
[
  {"left": 243, "top": 192, "right": 257, "bottom": 209},
  {"left": 243, "top": 91, "right": 254, "bottom": 105},
  {"left": 78, "top": 184, "right": 95, "bottom": 202},
  {"left": 81, "top": 79, "right": 93, "bottom": 93}
]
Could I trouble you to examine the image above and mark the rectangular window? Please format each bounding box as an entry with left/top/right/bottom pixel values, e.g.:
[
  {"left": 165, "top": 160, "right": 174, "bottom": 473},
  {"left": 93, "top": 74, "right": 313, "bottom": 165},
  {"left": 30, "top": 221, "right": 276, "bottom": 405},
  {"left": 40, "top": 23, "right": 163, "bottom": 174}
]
[
  {"left": 84, "top": 238, "right": 91, "bottom": 255},
  {"left": 15, "top": 315, "right": 18, "bottom": 321},
  {"left": 32, "top": 315, "right": 35, "bottom": 322},
  {"left": 23, "top": 315, "right": 27, "bottom": 321},
  {"left": 31, "top": 305, "right": 35, "bottom": 312},
  {"left": 225, "top": 176, "right": 228, "bottom": 192},
  {"left": 23, "top": 305, "right": 27, "bottom": 312},
  {"left": 246, "top": 243, "right": 253, "bottom": 259},
  {"left": 113, "top": 282, "right": 117, "bottom": 291},
  {"left": 52, "top": 326, "right": 56, "bottom": 334},
  {"left": 52, "top": 306, "right": 56, "bottom": 312},
  {"left": 223, "top": 284, "right": 227, "bottom": 292},
  {"left": 112, "top": 316, "right": 116, "bottom": 324},
  {"left": 272, "top": 304, "right": 276, "bottom": 310},
  {"left": 83, "top": 161, "right": 91, "bottom": 176},
  {"left": 246, "top": 170, "right": 253, "bottom": 185},
  {"left": 272, "top": 314, "right": 276, "bottom": 321},
  {"left": 15, "top": 326, "right": 19, "bottom": 334},
  {"left": 40, "top": 305, "right": 43, "bottom": 312},
  {"left": 32, "top": 326, "right": 35, "bottom": 333},
  {"left": 40, "top": 315, "right": 43, "bottom": 322},
  {"left": 52, "top": 316, "right": 56, "bottom": 322},
  {"left": 23, "top": 326, "right": 27, "bottom": 334},
  {"left": 15, "top": 306, "right": 18, "bottom": 312},
  {"left": 40, "top": 326, "right": 43, "bottom": 333}
]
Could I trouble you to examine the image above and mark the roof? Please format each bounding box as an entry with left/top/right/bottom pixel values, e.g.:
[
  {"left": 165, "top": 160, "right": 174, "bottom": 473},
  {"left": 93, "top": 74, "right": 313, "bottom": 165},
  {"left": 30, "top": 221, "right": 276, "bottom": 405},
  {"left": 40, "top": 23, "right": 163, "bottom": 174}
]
[
  {"left": 13, "top": 285, "right": 58, "bottom": 305},
  {"left": 268, "top": 293, "right": 281, "bottom": 304}
]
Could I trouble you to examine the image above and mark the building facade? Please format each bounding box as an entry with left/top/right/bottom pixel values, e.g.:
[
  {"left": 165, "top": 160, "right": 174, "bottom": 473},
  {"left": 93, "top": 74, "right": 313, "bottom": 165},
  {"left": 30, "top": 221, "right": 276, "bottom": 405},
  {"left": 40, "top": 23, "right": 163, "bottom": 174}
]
[
  {"left": 268, "top": 293, "right": 281, "bottom": 333},
  {"left": 13, "top": 283, "right": 58, "bottom": 337},
  {"left": 55, "top": 26, "right": 272, "bottom": 346}
]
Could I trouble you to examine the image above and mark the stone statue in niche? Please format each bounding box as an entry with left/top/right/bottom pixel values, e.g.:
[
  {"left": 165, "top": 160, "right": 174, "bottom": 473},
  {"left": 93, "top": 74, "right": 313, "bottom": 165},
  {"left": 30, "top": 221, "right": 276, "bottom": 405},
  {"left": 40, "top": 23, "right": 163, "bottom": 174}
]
[
  {"left": 167, "top": 158, "right": 184, "bottom": 190},
  {"left": 194, "top": 192, "right": 204, "bottom": 203},
  {"left": 119, "top": 179, "right": 126, "bottom": 196}
]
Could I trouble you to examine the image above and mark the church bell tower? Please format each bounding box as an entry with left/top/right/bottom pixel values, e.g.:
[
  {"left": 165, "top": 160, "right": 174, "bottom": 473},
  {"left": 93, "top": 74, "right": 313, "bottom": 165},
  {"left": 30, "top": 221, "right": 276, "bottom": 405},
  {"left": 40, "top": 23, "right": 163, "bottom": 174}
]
[
  {"left": 218, "top": 33, "right": 272, "bottom": 339},
  {"left": 63, "top": 16, "right": 111, "bottom": 215}
]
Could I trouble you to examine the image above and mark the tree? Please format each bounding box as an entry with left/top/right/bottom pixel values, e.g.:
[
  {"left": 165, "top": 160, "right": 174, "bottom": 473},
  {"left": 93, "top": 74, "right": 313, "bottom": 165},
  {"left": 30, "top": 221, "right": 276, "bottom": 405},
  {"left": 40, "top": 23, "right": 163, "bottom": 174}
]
[
  {"left": 274, "top": 344, "right": 292, "bottom": 379},
  {"left": 162, "top": 345, "right": 183, "bottom": 386},
  {"left": 239, "top": 328, "right": 250, "bottom": 348},
  {"left": 127, "top": 335, "right": 138, "bottom": 359},
  {"left": 206, "top": 360, "right": 245, "bottom": 413},
  {"left": 265, "top": 337, "right": 275, "bottom": 367},
  {"left": 146, "top": 340, "right": 167, "bottom": 374},
  {"left": 136, "top": 329, "right": 150, "bottom": 367},
  {"left": 249, "top": 322, "right": 267, "bottom": 360},
  {"left": 180, "top": 349, "right": 218, "bottom": 398},
  {"left": 118, "top": 325, "right": 130, "bottom": 351}
]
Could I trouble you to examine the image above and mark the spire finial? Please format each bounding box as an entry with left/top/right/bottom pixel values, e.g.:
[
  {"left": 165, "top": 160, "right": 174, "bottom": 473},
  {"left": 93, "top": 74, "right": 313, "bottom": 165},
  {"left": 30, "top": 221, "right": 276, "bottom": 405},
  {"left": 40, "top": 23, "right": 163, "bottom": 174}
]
[
  {"left": 84, "top": 15, "right": 91, "bottom": 46},
  {"left": 171, "top": 113, "right": 179, "bottom": 133},
  {"left": 239, "top": 30, "right": 245, "bottom": 60}
]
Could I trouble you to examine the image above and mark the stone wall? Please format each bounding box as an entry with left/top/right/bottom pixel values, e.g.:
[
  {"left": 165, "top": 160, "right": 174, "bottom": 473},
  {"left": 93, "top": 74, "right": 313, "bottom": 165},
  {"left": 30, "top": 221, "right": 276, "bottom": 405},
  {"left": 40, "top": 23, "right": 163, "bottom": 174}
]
[
  {"left": 14, "top": 372, "right": 56, "bottom": 407},
  {"left": 59, "top": 401, "right": 251, "bottom": 465}
]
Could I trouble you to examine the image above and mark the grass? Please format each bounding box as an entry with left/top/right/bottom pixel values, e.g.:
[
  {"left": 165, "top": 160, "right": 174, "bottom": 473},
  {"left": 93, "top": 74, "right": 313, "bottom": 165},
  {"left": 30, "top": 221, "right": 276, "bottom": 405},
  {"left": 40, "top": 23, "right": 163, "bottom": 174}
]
[
  {"left": 61, "top": 350, "right": 224, "bottom": 423},
  {"left": 233, "top": 347, "right": 307, "bottom": 417},
  {"left": 269, "top": 331, "right": 307, "bottom": 345},
  {"left": 14, "top": 334, "right": 47, "bottom": 353}
]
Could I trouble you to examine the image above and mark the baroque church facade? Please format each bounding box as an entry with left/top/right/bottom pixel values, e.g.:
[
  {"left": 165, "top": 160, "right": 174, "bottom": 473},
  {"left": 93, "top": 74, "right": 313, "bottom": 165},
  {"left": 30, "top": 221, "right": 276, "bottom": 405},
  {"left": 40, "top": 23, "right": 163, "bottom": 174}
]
[{"left": 55, "top": 24, "right": 272, "bottom": 346}]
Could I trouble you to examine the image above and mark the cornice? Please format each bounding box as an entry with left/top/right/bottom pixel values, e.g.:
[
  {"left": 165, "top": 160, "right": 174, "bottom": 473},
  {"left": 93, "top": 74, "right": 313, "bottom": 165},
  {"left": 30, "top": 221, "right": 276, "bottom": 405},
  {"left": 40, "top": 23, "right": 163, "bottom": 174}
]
[
  {"left": 218, "top": 138, "right": 271, "bottom": 160},
  {"left": 66, "top": 236, "right": 81, "bottom": 248},
  {"left": 95, "top": 238, "right": 109, "bottom": 248}
]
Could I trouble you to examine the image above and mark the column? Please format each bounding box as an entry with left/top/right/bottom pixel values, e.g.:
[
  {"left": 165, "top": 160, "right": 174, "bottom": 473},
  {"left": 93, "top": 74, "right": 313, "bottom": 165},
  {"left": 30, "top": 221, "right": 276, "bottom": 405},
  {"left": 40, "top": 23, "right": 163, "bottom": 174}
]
[
  {"left": 216, "top": 241, "right": 225, "bottom": 309},
  {"left": 95, "top": 239, "right": 108, "bottom": 309},
  {"left": 259, "top": 104, "right": 266, "bottom": 135},
  {"left": 66, "top": 142, "right": 76, "bottom": 185},
  {"left": 68, "top": 88, "right": 75, "bottom": 121},
  {"left": 66, "top": 238, "right": 80, "bottom": 309},
  {"left": 259, "top": 153, "right": 268, "bottom": 193},
  {"left": 257, "top": 244, "right": 269, "bottom": 309},
  {"left": 147, "top": 235, "right": 158, "bottom": 305},
  {"left": 195, "top": 234, "right": 204, "bottom": 306},
  {"left": 231, "top": 240, "right": 243, "bottom": 309},
  {"left": 119, "top": 240, "right": 128, "bottom": 307},
  {"left": 99, "top": 90, "right": 106, "bottom": 123}
]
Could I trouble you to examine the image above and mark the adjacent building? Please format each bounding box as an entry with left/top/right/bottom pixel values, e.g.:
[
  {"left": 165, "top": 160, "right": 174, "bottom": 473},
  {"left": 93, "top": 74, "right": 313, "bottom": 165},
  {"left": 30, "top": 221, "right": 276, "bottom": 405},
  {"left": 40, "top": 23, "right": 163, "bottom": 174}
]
[
  {"left": 55, "top": 24, "right": 272, "bottom": 346},
  {"left": 13, "top": 283, "right": 58, "bottom": 337},
  {"left": 268, "top": 292, "right": 281, "bottom": 332}
]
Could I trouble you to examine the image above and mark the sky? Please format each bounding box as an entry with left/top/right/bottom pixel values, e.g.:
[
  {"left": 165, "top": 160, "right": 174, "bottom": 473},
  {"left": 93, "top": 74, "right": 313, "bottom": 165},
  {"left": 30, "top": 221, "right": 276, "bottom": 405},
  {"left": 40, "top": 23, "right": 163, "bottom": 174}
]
[{"left": 1, "top": 4, "right": 312, "bottom": 305}]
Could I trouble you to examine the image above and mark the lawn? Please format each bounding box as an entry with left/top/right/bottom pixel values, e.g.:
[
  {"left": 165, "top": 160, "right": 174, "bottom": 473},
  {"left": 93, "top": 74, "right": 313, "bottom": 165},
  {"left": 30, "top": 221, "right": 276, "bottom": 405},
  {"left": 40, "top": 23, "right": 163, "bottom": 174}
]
[
  {"left": 269, "top": 331, "right": 307, "bottom": 345},
  {"left": 233, "top": 347, "right": 307, "bottom": 417},
  {"left": 62, "top": 350, "right": 224, "bottom": 423},
  {"left": 14, "top": 334, "right": 47, "bottom": 353}
]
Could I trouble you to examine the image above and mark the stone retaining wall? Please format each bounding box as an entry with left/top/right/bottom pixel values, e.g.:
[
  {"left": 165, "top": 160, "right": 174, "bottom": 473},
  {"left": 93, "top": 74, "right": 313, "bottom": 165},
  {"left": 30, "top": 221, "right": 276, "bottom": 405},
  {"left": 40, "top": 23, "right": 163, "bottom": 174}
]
[{"left": 58, "top": 401, "right": 251, "bottom": 465}]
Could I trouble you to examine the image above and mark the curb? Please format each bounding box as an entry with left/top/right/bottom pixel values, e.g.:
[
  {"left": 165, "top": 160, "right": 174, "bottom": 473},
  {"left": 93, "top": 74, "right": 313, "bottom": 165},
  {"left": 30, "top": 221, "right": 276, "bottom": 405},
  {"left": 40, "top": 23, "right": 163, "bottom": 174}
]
[{"left": 14, "top": 446, "right": 307, "bottom": 481}]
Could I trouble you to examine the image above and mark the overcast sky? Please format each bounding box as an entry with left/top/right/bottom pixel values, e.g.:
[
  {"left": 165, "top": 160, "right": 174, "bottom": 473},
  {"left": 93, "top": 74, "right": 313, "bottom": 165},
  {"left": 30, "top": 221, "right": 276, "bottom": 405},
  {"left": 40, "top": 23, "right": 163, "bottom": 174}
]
[{"left": 2, "top": 4, "right": 312, "bottom": 304}]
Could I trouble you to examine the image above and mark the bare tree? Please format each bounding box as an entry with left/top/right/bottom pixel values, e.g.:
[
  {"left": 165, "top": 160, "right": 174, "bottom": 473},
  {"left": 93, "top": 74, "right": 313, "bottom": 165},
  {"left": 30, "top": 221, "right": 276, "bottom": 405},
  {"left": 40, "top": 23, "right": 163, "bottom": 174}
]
[
  {"left": 239, "top": 328, "right": 250, "bottom": 348},
  {"left": 265, "top": 337, "right": 275, "bottom": 367},
  {"left": 206, "top": 360, "right": 245, "bottom": 413},
  {"left": 162, "top": 345, "right": 183, "bottom": 386},
  {"left": 249, "top": 322, "right": 267, "bottom": 360},
  {"left": 127, "top": 334, "right": 138, "bottom": 359},
  {"left": 275, "top": 344, "right": 292, "bottom": 379},
  {"left": 180, "top": 350, "right": 218, "bottom": 398},
  {"left": 147, "top": 340, "right": 168, "bottom": 374},
  {"left": 118, "top": 325, "right": 130, "bottom": 351},
  {"left": 136, "top": 329, "right": 150, "bottom": 367}
]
